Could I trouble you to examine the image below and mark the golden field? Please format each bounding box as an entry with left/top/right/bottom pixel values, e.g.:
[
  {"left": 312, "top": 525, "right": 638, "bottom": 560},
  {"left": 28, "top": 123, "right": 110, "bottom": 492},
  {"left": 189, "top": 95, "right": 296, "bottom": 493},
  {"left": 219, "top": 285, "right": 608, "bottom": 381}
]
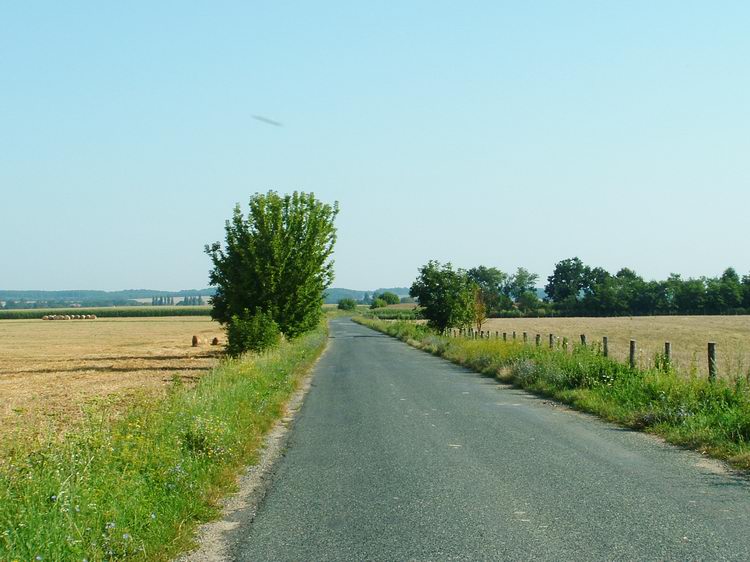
[
  {"left": 482, "top": 316, "right": 750, "bottom": 379},
  {"left": 0, "top": 316, "right": 223, "bottom": 446}
]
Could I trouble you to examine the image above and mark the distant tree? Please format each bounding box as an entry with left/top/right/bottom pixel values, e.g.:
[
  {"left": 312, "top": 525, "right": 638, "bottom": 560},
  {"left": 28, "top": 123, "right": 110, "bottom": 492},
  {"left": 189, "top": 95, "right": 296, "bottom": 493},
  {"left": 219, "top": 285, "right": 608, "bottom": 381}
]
[
  {"left": 362, "top": 292, "right": 371, "bottom": 305},
  {"left": 378, "top": 291, "right": 400, "bottom": 305},
  {"left": 545, "top": 257, "right": 591, "bottom": 310},
  {"left": 409, "top": 261, "right": 474, "bottom": 333},
  {"left": 508, "top": 267, "right": 539, "bottom": 301},
  {"left": 674, "top": 277, "right": 706, "bottom": 314},
  {"left": 743, "top": 274, "right": 750, "bottom": 309},
  {"left": 205, "top": 191, "right": 338, "bottom": 338},
  {"left": 400, "top": 296, "right": 416, "bottom": 304},
  {"left": 467, "top": 266, "right": 509, "bottom": 315},
  {"left": 337, "top": 298, "right": 357, "bottom": 311},
  {"left": 718, "top": 268, "right": 742, "bottom": 310},
  {"left": 516, "top": 290, "right": 541, "bottom": 313},
  {"left": 370, "top": 297, "right": 388, "bottom": 309}
]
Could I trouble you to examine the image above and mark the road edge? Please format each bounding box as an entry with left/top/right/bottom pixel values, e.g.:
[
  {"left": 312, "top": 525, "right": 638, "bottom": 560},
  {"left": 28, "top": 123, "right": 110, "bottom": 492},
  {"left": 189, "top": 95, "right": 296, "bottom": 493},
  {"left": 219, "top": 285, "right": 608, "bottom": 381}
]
[{"left": 175, "top": 326, "right": 332, "bottom": 562}]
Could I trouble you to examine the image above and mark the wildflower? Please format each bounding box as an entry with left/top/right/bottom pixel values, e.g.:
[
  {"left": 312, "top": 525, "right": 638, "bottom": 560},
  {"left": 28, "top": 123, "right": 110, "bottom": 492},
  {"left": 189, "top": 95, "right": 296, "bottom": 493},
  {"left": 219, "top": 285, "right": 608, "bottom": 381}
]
[
  {"left": 105, "top": 522, "right": 116, "bottom": 530},
  {"left": 122, "top": 533, "right": 131, "bottom": 540}
]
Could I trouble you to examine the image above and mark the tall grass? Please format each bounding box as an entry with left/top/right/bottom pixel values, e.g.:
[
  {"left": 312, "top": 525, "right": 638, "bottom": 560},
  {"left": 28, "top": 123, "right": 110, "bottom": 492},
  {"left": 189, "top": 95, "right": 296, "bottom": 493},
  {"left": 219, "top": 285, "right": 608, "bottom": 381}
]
[
  {"left": 0, "top": 306, "right": 212, "bottom": 319},
  {"left": 355, "top": 318, "right": 750, "bottom": 470},
  {"left": 0, "top": 323, "right": 327, "bottom": 561}
]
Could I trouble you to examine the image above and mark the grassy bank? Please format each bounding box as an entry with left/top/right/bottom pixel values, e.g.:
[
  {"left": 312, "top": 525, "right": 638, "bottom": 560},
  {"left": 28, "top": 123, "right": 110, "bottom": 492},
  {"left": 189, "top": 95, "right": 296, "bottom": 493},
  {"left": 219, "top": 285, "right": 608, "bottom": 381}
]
[
  {"left": 0, "top": 322, "right": 327, "bottom": 561},
  {"left": 355, "top": 318, "right": 750, "bottom": 470},
  {"left": 0, "top": 306, "right": 212, "bottom": 319}
]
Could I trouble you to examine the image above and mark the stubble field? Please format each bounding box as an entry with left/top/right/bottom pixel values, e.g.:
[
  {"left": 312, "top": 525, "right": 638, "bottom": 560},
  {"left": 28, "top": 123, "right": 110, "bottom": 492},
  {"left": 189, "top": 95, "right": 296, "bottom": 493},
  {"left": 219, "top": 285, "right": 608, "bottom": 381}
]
[
  {"left": 0, "top": 316, "right": 223, "bottom": 449},
  {"left": 482, "top": 315, "right": 750, "bottom": 379}
]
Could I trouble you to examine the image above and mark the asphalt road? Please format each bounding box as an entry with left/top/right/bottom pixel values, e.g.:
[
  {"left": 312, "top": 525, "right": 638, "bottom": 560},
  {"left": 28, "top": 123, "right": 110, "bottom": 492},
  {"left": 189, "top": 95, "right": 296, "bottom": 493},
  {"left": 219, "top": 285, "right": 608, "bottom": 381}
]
[{"left": 231, "top": 318, "right": 750, "bottom": 561}]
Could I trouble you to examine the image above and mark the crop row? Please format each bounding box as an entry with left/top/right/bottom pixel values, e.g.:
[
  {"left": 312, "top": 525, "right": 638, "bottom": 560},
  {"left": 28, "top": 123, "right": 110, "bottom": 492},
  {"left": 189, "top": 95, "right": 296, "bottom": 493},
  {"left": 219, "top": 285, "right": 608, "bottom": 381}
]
[{"left": 0, "top": 306, "right": 212, "bottom": 319}]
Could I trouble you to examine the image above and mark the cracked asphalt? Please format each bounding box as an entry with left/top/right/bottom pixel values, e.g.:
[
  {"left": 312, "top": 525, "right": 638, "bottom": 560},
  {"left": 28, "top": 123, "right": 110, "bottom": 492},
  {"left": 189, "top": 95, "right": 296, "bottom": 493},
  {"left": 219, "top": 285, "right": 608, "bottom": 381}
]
[{"left": 231, "top": 318, "right": 750, "bottom": 561}]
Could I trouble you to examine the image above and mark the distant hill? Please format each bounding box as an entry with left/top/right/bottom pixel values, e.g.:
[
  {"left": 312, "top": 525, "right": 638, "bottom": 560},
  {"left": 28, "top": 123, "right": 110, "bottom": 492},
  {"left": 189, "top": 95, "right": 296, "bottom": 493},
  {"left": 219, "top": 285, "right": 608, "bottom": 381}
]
[
  {"left": 0, "top": 288, "right": 216, "bottom": 301},
  {"left": 0, "top": 288, "right": 216, "bottom": 309},
  {"left": 323, "top": 287, "right": 410, "bottom": 304}
]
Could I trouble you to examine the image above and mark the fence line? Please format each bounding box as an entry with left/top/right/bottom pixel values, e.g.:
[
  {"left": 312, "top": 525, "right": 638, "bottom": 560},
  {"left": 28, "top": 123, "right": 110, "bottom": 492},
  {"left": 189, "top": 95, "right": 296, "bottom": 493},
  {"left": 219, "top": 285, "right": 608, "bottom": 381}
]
[{"left": 446, "top": 327, "right": 722, "bottom": 382}]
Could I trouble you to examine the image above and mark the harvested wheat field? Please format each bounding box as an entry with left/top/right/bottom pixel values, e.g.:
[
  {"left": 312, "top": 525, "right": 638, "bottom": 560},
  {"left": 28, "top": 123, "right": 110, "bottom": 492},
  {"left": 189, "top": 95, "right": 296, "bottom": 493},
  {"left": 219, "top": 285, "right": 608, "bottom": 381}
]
[
  {"left": 0, "top": 316, "right": 223, "bottom": 447},
  {"left": 482, "top": 316, "right": 750, "bottom": 379}
]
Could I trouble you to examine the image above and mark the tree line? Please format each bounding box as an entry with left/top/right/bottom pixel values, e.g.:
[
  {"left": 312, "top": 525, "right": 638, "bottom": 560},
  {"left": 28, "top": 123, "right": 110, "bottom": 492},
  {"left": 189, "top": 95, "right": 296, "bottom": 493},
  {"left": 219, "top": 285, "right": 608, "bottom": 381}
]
[
  {"left": 544, "top": 257, "right": 750, "bottom": 316},
  {"left": 410, "top": 258, "right": 750, "bottom": 333}
]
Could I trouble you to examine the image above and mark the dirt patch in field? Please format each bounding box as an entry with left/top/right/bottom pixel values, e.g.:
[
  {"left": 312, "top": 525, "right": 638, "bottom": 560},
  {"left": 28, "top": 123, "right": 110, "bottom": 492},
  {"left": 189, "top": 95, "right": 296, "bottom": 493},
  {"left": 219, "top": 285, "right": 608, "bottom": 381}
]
[{"left": 0, "top": 317, "right": 224, "bottom": 446}]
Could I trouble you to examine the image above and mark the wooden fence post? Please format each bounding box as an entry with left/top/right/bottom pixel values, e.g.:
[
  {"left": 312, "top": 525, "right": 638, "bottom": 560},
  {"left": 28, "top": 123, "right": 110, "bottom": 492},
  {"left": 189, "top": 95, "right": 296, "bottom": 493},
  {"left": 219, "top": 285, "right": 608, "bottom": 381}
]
[
  {"left": 503, "top": 332, "right": 507, "bottom": 341},
  {"left": 513, "top": 331, "right": 517, "bottom": 341},
  {"left": 664, "top": 341, "right": 671, "bottom": 365},
  {"left": 708, "top": 342, "right": 717, "bottom": 382},
  {"left": 495, "top": 331, "right": 499, "bottom": 339},
  {"left": 549, "top": 334, "right": 554, "bottom": 348},
  {"left": 629, "top": 340, "right": 636, "bottom": 369},
  {"left": 602, "top": 336, "right": 608, "bottom": 357},
  {"left": 523, "top": 331, "right": 528, "bottom": 343},
  {"left": 562, "top": 337, "right": 568, "bottom": 351},
  {"left": 535, "top": 334, "right": 541, "bottom": 347},
  {"left": 580, "top": 334, "right": 587, "bottom": 346}
]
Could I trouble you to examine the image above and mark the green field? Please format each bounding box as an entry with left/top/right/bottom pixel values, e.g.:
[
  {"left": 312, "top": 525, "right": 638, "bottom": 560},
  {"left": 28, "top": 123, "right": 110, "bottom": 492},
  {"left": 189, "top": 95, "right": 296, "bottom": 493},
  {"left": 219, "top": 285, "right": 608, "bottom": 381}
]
[{"left": 0, "top": 305, "right": 212, "bottom": 319}]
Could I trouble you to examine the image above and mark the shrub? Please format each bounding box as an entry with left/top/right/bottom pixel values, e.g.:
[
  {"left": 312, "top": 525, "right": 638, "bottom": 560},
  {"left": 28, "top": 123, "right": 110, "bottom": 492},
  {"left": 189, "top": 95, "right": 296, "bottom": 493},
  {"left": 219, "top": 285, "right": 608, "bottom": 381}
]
[
  {"left": 226, "top": 309, "right": 281, "bottom": 356},
  {"left": 370, "top": 298, "right": 388, "bottom": 309},
  {"left": 378, "top": 291, "right": 401, "bottom": 305},
  {"left": 337, "top": 298, "right": 357, "bottom": 311}
]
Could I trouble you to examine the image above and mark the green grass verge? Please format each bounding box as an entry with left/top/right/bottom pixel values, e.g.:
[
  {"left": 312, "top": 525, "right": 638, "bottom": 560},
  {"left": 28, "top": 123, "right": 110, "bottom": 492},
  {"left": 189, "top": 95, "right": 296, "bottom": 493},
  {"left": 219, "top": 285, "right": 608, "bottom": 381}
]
[
  {"left": 354, "top": 317, "right": 750, "bottom": 471},
  {"left": 0, "top": 306, "right": 213, "bottom": 319},
  {"left": 0, "top": 322, "right": 327, "bottom": 560}
]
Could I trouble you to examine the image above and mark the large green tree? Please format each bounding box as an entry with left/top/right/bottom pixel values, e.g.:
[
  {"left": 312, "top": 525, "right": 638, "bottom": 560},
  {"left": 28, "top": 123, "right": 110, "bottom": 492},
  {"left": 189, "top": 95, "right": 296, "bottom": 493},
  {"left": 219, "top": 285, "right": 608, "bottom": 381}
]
[
  {"left": 545, "top": 257, "right": 591, "bottom": 310},
  {"left": 205, "top": 191, "right": 338, "bottom": 338},
  {"left": 467, "top": 266, "right": 511, "bottom": 314},
  {"left": 410, "top": 261, "right": 475, "bottom": 333}
]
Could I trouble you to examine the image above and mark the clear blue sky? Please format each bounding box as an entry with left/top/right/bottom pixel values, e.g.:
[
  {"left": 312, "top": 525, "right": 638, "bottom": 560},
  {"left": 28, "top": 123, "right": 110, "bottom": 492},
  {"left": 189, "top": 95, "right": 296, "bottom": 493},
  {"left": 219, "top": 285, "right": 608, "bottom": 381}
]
[{"left": 2, "top": 2, "right": 749, "bottom": 291}]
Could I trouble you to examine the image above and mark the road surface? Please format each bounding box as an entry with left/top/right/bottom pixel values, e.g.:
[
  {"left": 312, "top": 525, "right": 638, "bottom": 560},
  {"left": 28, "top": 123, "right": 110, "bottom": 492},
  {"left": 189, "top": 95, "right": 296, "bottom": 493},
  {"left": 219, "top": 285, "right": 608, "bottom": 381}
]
[{"left": 230, "top": 318, "right": 750, "bottom": 560}]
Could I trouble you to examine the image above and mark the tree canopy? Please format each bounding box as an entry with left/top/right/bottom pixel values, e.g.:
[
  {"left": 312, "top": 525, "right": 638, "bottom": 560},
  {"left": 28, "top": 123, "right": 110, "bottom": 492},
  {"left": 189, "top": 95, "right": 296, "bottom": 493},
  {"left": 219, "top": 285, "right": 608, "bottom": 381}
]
[
  {"left": 410, "top": 261, "right": 475, "bottom": 332},
  {"left": 205, "top": 191, "right": 338, "bottom": 338}
]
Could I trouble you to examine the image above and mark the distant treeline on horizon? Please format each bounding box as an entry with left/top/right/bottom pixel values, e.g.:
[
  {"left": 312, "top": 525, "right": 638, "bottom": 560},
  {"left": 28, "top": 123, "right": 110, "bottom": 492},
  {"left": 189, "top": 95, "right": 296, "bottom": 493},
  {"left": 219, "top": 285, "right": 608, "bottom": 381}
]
[
  {"left": 323, "top": 287, "right": 410, "bottom": 304},
  {"left": 463, "top": 258, "right": 750, "bottom": 318},
  {"left": 0, "top": 288, "right": 216, "bottom": 310}
]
